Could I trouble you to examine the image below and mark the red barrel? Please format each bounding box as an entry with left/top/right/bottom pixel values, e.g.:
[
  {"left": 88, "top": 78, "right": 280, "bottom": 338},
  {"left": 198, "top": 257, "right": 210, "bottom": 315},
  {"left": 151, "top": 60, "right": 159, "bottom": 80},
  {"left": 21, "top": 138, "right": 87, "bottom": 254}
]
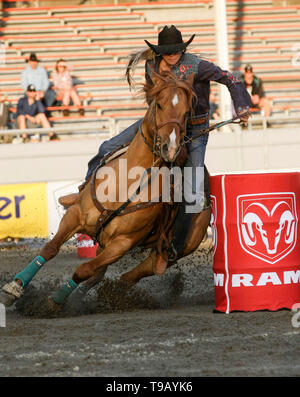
[
  {"left": 76, "top": 234, "right": 98, "bottom": 259},
  {"left": 210, "top": 172, "right": 300, "bottom": 313}
]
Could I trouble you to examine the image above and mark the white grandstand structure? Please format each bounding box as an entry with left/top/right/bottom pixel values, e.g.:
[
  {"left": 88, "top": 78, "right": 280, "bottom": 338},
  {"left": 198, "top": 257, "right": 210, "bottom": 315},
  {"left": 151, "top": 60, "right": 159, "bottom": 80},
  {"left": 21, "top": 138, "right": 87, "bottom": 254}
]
[{"left": 0, "top": 0, "right": 299, "bottom": 141}]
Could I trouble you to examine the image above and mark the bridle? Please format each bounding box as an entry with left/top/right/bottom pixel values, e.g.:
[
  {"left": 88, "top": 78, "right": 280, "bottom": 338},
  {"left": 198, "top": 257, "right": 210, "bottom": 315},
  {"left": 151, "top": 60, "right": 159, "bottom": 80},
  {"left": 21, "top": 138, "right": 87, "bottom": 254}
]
[{"left": 139, "top": 97, "right": 188, "bottom": 161}]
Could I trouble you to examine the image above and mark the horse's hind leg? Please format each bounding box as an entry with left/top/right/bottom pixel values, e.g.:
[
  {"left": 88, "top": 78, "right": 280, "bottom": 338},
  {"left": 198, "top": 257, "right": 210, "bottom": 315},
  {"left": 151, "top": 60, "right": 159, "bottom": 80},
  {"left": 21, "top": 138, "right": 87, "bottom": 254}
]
[
  {"left": 119, "top": 248, "right": 176, "bottom": 286},
  {"left": 0, "top": 204, "right": 82, "bottom": 306},
  {"left": 120, "top": 250, "right": 156, "bottom": 286},
  {"left": 120, "top": 208, "right": 211, "bottom": 286}
]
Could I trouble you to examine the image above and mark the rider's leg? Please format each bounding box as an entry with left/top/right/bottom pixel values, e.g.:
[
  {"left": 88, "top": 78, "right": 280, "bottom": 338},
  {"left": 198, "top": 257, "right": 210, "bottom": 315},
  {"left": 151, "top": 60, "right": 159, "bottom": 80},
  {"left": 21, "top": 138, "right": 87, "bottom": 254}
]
[
  {"left": 85, "top": 118, "right": 143, "bottom": 181},
  {"left": 59, "top": 118, "right": 143, "bottom": 207},
  {"left": 171, "top": 131, "right": 209, "bottom": 256}
]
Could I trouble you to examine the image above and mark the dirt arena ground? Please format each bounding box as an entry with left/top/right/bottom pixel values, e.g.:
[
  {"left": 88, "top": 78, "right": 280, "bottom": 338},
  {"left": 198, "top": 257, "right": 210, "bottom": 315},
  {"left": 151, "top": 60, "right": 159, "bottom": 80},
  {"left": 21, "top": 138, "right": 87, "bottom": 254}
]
[{"left": 0, "top": 240, "right": 299, "bottom": 378}]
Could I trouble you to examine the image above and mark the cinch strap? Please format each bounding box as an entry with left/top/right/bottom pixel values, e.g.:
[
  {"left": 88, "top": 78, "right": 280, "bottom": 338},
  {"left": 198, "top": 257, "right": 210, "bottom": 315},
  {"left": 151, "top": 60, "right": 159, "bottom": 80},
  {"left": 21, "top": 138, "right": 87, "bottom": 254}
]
[{"left": 14, "top": 255, "right": 46, "bottom": 287}]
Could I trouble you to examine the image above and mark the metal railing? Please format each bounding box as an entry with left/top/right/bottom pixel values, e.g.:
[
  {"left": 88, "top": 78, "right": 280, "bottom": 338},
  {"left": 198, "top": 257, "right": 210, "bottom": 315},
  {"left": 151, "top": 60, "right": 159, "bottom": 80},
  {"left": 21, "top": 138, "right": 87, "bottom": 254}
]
[{"left": 0, "top": 122, "right": 115, "bottom": 140}]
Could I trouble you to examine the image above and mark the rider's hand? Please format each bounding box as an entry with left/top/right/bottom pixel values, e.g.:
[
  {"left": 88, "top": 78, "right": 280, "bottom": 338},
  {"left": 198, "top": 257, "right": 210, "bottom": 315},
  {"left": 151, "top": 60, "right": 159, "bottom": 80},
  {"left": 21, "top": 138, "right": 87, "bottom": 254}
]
[{"left": 238, "top": 107, "right": 250, "bottom": 126}]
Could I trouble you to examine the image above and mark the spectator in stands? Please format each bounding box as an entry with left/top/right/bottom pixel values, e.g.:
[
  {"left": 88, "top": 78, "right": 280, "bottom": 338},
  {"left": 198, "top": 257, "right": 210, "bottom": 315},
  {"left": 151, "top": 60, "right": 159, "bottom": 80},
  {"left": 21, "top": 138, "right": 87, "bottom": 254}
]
[
  {"left": 59, "top": 25, "right": 251, "bottom": 273},
  {"left": 51, "top": 59, "right": 84, "bottom": 117},
  {"left": 0, "top": 94, "right": 9, "bottom": 129},
  {"left": 15, "top": 84, "right": 58, "bottom": 142},
  {"left": 21, "top": 53, "right": 56, "bottom": 108},
  {"left": 240, "top": 64, "right": 271, "bottom": 117},
  {"left": 0, "top": 94, "right": 11, "bottom": 144}
]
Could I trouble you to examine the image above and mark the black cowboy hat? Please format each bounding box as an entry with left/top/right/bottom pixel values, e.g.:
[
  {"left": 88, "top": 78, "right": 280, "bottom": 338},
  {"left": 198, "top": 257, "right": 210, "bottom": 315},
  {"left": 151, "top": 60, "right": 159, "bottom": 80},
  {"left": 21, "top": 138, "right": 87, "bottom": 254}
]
[
  {"left": 144, "top": 25, "right": 195, "bottom": 55},
  {"left": 26, "top": 53, "right": 39, "bottom": 62}
]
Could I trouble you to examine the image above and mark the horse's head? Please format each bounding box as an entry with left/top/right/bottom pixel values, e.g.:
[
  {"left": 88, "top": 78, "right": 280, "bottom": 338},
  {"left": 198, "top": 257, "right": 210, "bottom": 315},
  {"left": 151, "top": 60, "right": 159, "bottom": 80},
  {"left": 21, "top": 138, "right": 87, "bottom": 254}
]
[{"left": 144, "top": 71, "right": 195, "bottom": 163}]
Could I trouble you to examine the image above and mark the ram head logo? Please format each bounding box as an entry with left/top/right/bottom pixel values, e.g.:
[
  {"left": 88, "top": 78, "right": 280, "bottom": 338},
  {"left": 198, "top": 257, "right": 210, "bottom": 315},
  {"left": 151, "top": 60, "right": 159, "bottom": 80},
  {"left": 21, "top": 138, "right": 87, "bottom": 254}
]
[{"left": 238, "top": 194, "right": 297, "bottom": 264}]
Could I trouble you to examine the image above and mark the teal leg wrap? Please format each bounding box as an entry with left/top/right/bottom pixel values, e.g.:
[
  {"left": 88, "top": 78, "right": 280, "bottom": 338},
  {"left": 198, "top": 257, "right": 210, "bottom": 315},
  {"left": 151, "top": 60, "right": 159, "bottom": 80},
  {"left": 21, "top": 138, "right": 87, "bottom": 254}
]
[
  {"left": 52, "top": 278, "right": 78, "bottom": 305},
  {"left": 14, "top": 256, "right": 46, "bottom": 287}
]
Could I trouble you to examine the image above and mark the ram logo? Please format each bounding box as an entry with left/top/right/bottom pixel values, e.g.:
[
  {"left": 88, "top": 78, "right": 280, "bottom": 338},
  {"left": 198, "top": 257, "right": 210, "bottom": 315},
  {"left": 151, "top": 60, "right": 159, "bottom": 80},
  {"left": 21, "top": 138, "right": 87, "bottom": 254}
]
[{"left": 237, "top": 193, "right": 297, "bottom": 264}]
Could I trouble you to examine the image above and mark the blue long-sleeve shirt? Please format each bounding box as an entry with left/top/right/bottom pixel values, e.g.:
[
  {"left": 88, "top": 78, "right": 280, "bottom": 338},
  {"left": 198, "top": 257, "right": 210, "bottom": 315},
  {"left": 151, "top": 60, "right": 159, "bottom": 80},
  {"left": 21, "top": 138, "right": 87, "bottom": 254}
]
[
  {"left": 146, "top": 53, "right": 251, "bottom": 117},
  {"left": 21, "top": 65, "right": 50, "bottom": 92}
]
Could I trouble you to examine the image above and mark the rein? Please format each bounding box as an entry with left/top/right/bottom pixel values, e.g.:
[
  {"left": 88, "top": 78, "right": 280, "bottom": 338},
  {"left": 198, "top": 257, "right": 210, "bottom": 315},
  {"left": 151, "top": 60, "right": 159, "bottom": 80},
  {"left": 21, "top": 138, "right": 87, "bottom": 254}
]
[
  {"left": 139, "top": 109, "right": 250, "bottom": 159},
  {"left": 182, "top": 111, "right": 250, "bottom": 145}
]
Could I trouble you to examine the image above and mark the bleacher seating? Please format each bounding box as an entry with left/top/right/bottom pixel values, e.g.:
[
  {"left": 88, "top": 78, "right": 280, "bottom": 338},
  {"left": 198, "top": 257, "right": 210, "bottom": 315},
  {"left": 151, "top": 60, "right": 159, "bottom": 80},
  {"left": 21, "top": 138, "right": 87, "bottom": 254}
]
[{"left": 0, "top": 0, "right": 300, "bottom": 138}]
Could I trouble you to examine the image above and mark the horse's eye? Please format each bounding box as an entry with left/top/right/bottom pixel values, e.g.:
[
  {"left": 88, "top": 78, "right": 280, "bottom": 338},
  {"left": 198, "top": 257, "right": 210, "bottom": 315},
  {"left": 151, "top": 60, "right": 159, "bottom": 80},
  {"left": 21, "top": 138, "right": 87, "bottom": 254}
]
[{"left": 157, "top": 103, "right": 162, "bottom": 110}]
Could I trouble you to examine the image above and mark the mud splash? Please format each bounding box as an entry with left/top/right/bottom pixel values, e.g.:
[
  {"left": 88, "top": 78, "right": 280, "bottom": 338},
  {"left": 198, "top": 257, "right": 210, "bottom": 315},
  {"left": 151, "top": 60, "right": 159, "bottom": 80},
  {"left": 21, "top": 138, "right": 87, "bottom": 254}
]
[
  {"left": 1, "top": 241, "right": 214, "bottom": 319},
  {"left": 13, "top": 278, "right": 162, "bottom": 319},
  {"left": 96, "top": 277, "right": 173, "bottom": 313}
]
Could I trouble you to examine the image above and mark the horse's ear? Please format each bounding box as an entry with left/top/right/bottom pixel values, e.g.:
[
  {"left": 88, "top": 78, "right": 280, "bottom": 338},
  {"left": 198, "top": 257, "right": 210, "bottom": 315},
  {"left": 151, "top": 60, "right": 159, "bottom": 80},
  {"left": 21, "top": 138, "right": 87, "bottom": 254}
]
[{"left": 186, "top": 72, "right": 195, "bottom": 86}]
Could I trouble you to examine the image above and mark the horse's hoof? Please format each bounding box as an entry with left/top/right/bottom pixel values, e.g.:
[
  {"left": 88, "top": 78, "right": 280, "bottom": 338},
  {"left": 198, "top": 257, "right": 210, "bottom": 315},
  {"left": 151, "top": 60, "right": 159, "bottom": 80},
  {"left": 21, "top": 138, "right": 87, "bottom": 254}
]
[
  {"left": 0, "top": 281, "right": 23, "bottom": 307},
  {"left": 153, "top": 254, "right": 168, "bottom": 276},
  {"left": 0, "top": 291, "right": 17, "bottom": 307}
]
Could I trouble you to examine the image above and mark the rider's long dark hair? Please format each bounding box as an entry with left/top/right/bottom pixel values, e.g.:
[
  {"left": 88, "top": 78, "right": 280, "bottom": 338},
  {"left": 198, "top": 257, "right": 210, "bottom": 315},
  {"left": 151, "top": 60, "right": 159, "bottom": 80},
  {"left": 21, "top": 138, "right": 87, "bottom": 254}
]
[{"left": 125, "top": 48, "right": 154, "bottom": 91}]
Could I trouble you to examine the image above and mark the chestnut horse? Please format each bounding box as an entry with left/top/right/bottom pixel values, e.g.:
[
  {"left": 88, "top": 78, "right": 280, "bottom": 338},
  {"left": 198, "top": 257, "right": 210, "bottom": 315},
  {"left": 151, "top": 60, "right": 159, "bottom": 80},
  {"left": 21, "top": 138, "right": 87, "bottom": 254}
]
[{"left": 0, "top": 72, "right": 211, "bottom": 308}]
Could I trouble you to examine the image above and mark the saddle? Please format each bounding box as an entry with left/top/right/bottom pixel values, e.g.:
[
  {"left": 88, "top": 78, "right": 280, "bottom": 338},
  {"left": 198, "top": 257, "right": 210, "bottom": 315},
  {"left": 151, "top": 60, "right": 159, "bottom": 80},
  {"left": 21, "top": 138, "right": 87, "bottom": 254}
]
[{"left": 58, "top": 145, "right": 130, "bottom": 208}]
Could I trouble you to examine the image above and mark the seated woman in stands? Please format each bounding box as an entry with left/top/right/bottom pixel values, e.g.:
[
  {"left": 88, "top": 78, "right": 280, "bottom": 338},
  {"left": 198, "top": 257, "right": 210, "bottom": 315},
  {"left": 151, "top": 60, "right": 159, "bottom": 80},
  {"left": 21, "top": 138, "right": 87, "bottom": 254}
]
[{"left": 51, "top": 59, "right": 84, "bottom": 117}]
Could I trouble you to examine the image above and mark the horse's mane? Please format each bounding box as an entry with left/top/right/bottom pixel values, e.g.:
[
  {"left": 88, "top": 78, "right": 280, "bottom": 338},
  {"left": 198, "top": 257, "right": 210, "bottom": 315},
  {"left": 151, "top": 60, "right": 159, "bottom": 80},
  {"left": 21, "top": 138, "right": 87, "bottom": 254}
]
[{"left": 144, "top": 71, "right": 196, "bottom": 111}]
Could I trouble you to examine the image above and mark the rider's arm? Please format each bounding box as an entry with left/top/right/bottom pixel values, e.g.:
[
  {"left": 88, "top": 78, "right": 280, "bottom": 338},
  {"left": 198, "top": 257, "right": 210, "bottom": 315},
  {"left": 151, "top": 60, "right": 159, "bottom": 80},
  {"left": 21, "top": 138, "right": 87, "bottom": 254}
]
[{"left": 197, "top": 59, "right": 251, "bottom": 114}]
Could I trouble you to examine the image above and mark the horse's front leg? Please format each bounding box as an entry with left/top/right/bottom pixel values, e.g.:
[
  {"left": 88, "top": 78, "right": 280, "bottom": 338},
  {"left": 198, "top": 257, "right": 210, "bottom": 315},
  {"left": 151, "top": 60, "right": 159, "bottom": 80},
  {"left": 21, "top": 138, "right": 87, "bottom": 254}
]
[
  {"left": 0, "top": 204, "right": 83, "bottom": 307},
  {"left": 50, "top": 236, "right": 133, "bottom": 306}
]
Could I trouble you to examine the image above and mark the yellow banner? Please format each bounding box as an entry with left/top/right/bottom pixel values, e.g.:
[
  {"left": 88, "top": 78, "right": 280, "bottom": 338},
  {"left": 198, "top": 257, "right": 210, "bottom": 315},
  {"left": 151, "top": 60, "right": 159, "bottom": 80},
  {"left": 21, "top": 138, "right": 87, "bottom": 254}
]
[{"left": 0, "top": 183, "right": 48, "bottom": 239}]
